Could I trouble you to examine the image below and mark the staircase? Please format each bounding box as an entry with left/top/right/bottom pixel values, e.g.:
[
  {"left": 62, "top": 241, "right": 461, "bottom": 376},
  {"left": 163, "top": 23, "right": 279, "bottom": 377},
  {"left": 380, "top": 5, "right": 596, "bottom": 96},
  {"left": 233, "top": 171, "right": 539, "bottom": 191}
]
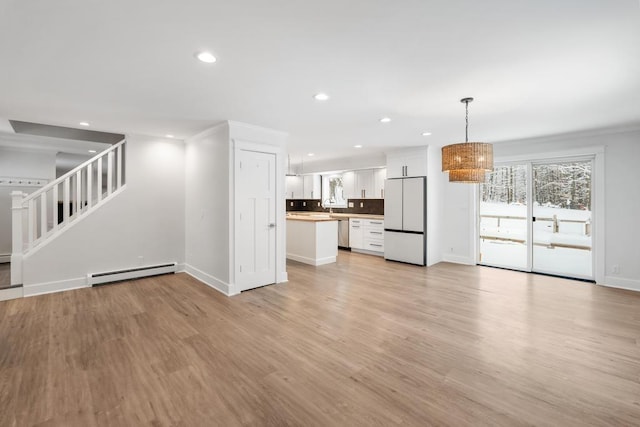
[{"left": 10, "top": 139, "right": 127, "bottom": 286}]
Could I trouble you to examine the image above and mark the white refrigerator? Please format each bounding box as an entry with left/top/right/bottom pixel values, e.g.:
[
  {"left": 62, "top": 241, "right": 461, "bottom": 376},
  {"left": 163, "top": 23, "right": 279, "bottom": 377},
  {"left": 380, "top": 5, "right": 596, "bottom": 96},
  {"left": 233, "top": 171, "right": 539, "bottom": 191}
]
[{"left": 384, "top": 177, "right": 426, "bottom": 265}]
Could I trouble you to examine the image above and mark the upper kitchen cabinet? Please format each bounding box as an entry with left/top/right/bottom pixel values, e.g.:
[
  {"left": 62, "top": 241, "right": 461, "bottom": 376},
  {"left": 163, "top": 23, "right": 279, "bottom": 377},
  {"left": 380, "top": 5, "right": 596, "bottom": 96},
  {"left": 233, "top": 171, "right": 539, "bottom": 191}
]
[
  {"left": 341, "top": 171, "right": 356, "bottom": 199},
  {"left": 354, "top": 169, "right": 375, "bottom": 199},
  {"left": 374, "top": 168, "right": 386, "bottom": 198},
  {"left": 342, "top": 168, "right": 386, "bottom": 199},
  {"left": 302, "top": 174, "right": 321, "bottom": 199},
  {"left": 285, "top": 175, "right": 303, "bottom": 199},
  {"left": 386, "top": 147, "right": 428, "bottom": 178}
]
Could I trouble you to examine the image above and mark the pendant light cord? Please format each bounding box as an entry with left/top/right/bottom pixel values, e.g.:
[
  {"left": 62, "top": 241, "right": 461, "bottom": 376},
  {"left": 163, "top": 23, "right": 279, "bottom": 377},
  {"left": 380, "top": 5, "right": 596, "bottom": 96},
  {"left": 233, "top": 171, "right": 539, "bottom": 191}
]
[{"left": 465, "top": 100, "right": 469, "bottom": 143}]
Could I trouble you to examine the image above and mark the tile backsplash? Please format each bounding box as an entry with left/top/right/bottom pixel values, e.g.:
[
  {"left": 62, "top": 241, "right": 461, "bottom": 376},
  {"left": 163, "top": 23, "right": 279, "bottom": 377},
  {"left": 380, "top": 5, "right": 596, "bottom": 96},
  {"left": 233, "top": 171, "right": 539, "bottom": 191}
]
[{"left": 286, "top": 198, "right": 384, "bottom": 215}]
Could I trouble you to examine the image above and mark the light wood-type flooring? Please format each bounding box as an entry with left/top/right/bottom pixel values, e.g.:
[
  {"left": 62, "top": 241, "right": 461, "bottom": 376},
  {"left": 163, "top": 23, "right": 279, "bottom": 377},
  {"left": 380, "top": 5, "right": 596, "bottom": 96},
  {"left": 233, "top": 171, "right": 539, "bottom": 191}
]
[{"left": 1, "top": 251, "right": 639, "bottom": 426}]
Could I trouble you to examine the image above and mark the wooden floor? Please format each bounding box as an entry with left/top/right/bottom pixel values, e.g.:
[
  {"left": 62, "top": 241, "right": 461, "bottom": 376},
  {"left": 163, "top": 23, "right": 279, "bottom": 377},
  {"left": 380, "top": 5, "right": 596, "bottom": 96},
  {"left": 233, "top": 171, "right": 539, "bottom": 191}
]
[{"left": 1, "top": 252, "right": 639, "bottom": 426}]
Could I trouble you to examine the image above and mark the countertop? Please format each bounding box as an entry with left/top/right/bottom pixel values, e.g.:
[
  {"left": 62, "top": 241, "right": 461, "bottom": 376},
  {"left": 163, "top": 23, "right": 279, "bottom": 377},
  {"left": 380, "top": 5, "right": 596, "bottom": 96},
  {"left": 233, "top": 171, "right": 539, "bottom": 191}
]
[
  {"left": 287, "top": 212, "right": 384, "bottom": 220},
  {"left": 286, "top": 214, "right": 338, "bottom": 222}
]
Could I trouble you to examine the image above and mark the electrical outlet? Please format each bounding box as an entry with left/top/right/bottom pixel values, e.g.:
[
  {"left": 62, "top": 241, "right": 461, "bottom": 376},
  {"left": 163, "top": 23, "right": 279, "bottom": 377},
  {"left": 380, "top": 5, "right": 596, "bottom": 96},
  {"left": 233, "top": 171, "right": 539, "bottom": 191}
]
[
  {"left": 612, "top": 264, "right": 620, "bottom": 274},
  {"left": 348, "top": 202, "right": 354, "bottom": 208},
  {"left": 290, "top": 201, "right": 294, "bottom": 206},
  {"left": 360, "top": 202, "right": 364, "bottom": 208},
  {"left": 303, "top": 202, "right": 306, "bottom": 206},
  {"left": 317, "top": 202, "right": 320, "bottom": 207}
]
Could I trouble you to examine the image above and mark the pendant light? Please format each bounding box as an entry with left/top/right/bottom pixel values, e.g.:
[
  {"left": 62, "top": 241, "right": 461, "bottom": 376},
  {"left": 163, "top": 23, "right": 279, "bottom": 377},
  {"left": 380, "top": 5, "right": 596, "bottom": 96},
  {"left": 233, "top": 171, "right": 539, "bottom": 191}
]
[
  {"left": 286, "top": 155, "right": 298, "bottom": 177},
  {"left": 442, "top": 97, "right": 493, "bottom": 183}
]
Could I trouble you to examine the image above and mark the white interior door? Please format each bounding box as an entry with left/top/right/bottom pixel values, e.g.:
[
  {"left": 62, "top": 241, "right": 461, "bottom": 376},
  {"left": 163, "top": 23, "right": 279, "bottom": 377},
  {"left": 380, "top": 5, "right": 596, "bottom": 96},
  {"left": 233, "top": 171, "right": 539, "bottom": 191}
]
[{"left": 236, "top": 149, "right": 277, "bottom": 291}]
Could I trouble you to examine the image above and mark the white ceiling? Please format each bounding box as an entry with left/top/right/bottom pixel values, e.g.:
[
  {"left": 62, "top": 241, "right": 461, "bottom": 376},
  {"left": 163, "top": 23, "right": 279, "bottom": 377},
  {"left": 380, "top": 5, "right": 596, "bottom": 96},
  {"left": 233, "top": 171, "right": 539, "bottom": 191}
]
[{"left": 1, "top": 0, "right": 639, "bottom": 165}]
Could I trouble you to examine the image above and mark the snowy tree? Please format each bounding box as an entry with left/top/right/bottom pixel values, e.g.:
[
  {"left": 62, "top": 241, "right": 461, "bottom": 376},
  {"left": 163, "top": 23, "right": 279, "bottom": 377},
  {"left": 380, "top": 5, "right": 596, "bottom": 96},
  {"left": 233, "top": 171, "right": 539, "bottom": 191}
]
[{"left": 481, "top": 162, "right": 591, "bottom": 210}]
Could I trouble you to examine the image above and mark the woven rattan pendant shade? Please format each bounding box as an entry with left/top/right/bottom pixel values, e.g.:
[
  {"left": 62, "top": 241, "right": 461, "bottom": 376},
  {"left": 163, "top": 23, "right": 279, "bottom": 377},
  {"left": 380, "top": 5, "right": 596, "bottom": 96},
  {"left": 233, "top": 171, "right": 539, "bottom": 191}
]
[
  {"left": 441, "top": 142, "right": 493, "bottom": 182},
  {"left": 441, "top": 98, "right": 493, "bottom": 183}
]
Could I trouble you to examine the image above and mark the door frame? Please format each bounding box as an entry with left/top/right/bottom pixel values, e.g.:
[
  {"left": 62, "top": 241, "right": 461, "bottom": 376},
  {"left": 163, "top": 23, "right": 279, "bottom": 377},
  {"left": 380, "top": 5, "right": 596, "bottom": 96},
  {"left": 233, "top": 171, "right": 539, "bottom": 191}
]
[
  {"left": 475, "top": 145, "right": 605, "bottom": 283},
  {"left": 232, "top": 139, "right": 287, "bottom": 293}
]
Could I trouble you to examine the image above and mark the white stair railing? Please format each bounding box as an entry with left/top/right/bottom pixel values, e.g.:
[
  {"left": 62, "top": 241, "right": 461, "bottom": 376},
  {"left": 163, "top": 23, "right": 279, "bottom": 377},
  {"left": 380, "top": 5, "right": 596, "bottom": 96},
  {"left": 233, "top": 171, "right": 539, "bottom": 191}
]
[{"left": 11, "top": 139, "right": 126, "bottom": 285}]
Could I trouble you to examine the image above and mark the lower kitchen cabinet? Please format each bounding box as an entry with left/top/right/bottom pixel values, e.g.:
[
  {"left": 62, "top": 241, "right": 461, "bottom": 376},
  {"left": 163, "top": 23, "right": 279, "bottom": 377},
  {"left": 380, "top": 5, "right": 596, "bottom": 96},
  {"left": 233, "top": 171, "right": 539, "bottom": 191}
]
[
  {"left": 350, "top": 218, "right": 384, "bottom": 255},
  {"left": 349, "top": 218, "right": 363, "bottom": 249}
]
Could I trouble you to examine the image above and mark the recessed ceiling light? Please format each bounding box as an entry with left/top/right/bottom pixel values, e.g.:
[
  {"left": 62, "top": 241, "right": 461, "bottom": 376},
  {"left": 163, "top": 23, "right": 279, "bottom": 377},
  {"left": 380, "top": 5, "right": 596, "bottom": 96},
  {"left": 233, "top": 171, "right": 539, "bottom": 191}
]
[
  {"left": 88, "top": 150, "right": 97, "bottom": 153},
  {"left": 79, "top": 122, "right": 90, "bottom": 126},
  {"left": 308, "top": 153, "right": 315, "bottom": 157},
  {"left": 380, "top": 117, "right": 391, "bottom": 123},
  {"left": 422, "top": 132, "right": 432, "bottom": 136},
  {"left": 196, "top": 51, "right": 217, "bottom": 63},
  {"left": 314, "top": 93, "right": 329, "bottom": 101},
  {"left": 165, "top": 134, "right": 174, "bottom": 138},
  {"left": 354, "top": 145, "right": 362, "bottom": 148}
]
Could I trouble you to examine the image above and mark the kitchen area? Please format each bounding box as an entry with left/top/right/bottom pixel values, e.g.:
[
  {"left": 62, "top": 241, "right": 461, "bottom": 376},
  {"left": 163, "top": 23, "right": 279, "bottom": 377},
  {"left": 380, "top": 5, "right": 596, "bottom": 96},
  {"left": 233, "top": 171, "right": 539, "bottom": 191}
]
[{"left": 285, "top": 147, "right": 429, "bottom": 267}]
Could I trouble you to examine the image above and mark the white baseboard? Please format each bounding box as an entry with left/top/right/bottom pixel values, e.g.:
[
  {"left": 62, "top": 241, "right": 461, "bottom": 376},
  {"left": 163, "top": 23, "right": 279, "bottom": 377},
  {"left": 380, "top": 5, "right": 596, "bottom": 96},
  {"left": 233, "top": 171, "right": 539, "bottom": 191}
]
[
  {"left": 0, "top": 254, "right": 10, "bottom": 263},
  {"left": 441, "top": 254, "right": 476, "bottom": 265},
  {"left": 286, "top": 253, "right": 336, "bottom": 266},
  {"left": 23, "top": 277, "right": 88, "bottom": 297},
  {"left": 601, "top": 276, "right": 640, "bottom": 292},
  {"left": 0, "top": 286, "right": 23, "bottom": 301},
  {"left": 183, "top": 264, "right": 234, "bottom": 296}
]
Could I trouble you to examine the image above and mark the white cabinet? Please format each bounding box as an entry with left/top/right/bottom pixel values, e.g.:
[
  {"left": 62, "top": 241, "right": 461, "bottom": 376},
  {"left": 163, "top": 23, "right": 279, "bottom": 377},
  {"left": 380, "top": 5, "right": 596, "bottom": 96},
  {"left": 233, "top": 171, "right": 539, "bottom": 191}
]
[
  {"left": 342, "top": 171, "right": 357, "bottom": 200},
  {"left": 303, "top": 174, "right": 321, "bottom": 199},
  {"left": 386, "top": 148, "right": 428, "bottom": 178},
  {"left": 325, "top": 168, "right": 387, "bottom": 201},
  {"left": 350, "top": 218, "right": 384, "bottom": 254},
  {"left": 349, "top": 218, "right": 363, "bottom": 249},
  {"left": 354, "top": 169, "right": 375, "bottom": 199},
  {"left": 362, "top": 219, "right": 384, "bottom": 253},
  {"left": 285, "top": 175, "right": 303, "bottom": 199},
  {"left": 347, "top": 169, "right": 385, "bottom": 199},
  {"left": 386, "top": 156, "right": 405, "bottom": 179},
  {"left": 374, "top": 168, "right": 386, "bottom": 199}
]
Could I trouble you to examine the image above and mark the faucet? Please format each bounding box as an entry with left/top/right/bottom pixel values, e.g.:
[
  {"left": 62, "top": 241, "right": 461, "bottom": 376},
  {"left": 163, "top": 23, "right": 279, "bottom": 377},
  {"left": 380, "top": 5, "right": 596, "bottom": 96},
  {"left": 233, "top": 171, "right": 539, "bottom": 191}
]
[{"left": 323, "top": 199, "right": 334, "bottom": 214}]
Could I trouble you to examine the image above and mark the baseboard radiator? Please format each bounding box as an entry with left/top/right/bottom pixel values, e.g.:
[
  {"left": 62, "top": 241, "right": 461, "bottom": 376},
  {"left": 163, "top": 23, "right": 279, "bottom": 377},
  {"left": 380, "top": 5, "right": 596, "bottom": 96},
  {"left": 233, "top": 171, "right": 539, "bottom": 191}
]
[{"left": 88, "top": 262, "right": 177, "bottom": 287}]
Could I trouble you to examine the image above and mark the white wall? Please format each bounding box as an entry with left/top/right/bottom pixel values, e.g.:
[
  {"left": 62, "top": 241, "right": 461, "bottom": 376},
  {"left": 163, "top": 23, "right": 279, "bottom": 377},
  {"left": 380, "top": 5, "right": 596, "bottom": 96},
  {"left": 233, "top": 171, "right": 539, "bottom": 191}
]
[
  {"left": 21, "top": 134, "right": 186, "bottom": 295},
  {"left": 441, "top": 127, "right": 640, "bottom": 291},
  {"left": 184, "top": 121, "right": 288, "bottom": 295},
  {"left": 184, "top": 123, "right": 232, "bottom": 292},
  {"left": 0, "top": 147, "right": 56, "bottom": 259},
  {"left": 426, "top": 145, "right": 444, "bottom": 266}
]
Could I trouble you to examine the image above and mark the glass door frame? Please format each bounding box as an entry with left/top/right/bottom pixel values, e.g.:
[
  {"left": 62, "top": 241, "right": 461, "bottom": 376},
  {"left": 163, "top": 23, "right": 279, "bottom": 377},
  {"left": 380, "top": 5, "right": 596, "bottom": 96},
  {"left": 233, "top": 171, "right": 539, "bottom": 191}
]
[
  {"left": 477, "top": 151, "right": 602, "bottom": 282},
  {"left": 530, "top": 157, "right": 595, "bottom": 280},
  {"left": 477, "top": 161, "right": 530, "bottom": 272}
]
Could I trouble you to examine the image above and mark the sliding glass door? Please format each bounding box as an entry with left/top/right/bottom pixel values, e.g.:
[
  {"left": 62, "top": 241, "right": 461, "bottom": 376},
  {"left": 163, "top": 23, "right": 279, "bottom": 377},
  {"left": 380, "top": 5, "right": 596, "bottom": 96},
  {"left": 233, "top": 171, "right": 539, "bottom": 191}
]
[
  {"left": 478, "top": 159, "right": 594, "bottom": 281},
  {"left": 532, "top": 161, "right": 592, "bottom": 279},
  {"left": 479, "top": 164, "right": 528, "bottom": 270}
]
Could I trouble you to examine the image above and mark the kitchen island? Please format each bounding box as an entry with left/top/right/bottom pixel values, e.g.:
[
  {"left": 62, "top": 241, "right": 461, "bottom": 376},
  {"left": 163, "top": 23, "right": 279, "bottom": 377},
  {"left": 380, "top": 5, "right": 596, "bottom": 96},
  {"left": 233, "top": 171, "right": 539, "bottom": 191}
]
[{"left": 286, "top": 215, "right": 338, "bottom": 266}]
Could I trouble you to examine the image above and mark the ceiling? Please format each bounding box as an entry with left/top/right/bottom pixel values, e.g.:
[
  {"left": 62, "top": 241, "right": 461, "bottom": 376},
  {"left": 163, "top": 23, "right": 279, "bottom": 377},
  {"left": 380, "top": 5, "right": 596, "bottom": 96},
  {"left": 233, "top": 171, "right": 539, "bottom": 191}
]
[{"left": 1, "top": 0, "right": 639, "bottom": 165}]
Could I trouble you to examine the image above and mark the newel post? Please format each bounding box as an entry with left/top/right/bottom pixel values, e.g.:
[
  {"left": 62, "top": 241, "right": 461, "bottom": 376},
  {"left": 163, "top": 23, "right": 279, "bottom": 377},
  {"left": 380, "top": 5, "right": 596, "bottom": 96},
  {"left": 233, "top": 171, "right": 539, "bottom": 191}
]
[{"left": 11, "top": 191, "right": 25, "bottom": 285}]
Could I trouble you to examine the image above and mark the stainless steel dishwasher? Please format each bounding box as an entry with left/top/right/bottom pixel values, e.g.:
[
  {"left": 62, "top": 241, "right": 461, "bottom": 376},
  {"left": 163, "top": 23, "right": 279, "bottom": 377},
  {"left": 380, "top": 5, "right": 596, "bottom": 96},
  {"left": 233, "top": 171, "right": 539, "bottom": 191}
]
[{"left": 338, "top": 219, "right": 350, "bottom": 249}]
